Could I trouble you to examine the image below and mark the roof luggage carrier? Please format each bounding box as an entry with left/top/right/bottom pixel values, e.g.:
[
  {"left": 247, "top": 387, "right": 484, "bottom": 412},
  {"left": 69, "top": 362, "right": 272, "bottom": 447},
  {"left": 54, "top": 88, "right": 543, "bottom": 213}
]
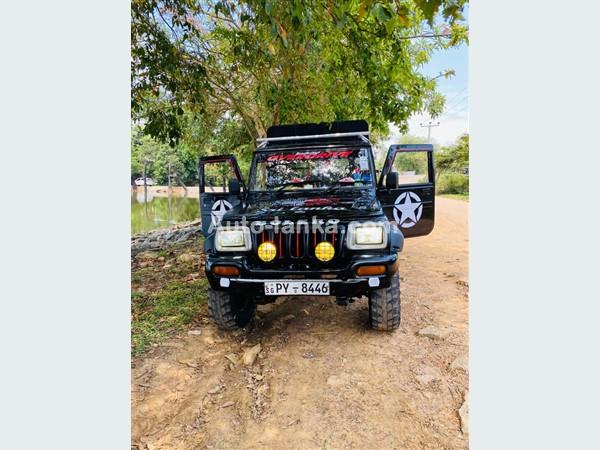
[{"left": 256, "top": 120, "right": 371, "bottom": 147}]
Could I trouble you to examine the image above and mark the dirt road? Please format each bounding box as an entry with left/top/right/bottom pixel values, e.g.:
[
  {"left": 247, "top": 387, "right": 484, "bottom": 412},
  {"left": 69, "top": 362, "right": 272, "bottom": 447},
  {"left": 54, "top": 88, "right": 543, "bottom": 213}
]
[{"left": 132, "top": 197, "right": 469, "bottom": 449}]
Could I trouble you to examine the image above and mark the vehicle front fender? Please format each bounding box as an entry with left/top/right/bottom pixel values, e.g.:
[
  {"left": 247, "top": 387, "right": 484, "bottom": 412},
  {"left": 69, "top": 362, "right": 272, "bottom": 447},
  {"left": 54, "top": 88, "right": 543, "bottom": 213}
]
[{"left": 389, "top": 223, "right": 404, "bottom": 253}]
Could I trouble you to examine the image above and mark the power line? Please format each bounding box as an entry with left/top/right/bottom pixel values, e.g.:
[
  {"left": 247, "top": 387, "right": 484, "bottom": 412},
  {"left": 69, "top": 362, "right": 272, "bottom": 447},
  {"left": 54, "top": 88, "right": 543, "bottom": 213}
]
[
  {"left": 444, "top": 87, "right": 468, "bottom": 107},
  {"left": 445, "top": 105, "right": 468, "bottom": 117},
  {"left": 445, "top": 97, "right": 469, "bottom": 115},
  {"left": 445, "top": 95, "right": 468, "bottom": 111},
  {"left": 445, "top": 89, "right": 469, "bottom": 110},
  {"left": 448, "top": 99, "right": 469, "bottom": 111}
]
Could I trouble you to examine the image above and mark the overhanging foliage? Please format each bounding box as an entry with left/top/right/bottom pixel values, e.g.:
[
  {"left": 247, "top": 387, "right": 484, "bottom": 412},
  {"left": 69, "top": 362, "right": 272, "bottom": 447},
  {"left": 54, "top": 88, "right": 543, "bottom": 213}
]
[{"left": 132, "top": 0, "right": 468, "bottom": 150}]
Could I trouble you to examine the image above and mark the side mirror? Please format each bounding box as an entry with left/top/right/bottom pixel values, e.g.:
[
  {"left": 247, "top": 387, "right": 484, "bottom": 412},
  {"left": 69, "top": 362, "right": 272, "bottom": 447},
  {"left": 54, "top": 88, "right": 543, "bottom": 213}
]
[
  {"left": 386, "top": 171, "right": 399, "bottom": 189},
  {"left": 228, "top": 178, "right": 241, "bottom": 195}
]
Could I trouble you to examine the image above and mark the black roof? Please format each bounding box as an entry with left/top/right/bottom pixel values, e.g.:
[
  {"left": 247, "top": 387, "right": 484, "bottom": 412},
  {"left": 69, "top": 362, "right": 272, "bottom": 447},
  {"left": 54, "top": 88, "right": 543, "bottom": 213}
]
[{"left": 266, "top": 120, "right": 368, "bottom": 138}]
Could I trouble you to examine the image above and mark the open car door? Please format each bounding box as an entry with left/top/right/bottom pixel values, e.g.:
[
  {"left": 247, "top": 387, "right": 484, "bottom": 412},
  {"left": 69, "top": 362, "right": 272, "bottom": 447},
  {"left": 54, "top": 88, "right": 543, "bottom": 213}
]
[
  {"left": 198, "top": 155, "right": 245, "bottom": 237},
  {"left": 377, "top": 144, "right": 435, "bottom": 238}
]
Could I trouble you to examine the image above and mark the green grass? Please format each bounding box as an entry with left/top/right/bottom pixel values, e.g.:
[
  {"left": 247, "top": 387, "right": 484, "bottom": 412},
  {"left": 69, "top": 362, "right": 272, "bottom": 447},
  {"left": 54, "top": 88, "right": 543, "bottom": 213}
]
[
  {"left": 131, "top": 279, "right": 208, "bottom": 356},
  {"left": 131, "top": 272, "right": 144, "bottom": 284},
  {"left": 440, "top": 193, "right": 469, "bottom": 201}
]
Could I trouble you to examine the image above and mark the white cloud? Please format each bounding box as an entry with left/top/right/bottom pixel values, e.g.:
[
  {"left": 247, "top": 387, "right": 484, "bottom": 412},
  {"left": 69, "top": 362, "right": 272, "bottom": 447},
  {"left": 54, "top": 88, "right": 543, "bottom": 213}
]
[
  {"left": 379, "top": 110, "right": 469, "bottom": 152},
  {"left": 407, "top": 111, "right": 469, "bottom": 146}
]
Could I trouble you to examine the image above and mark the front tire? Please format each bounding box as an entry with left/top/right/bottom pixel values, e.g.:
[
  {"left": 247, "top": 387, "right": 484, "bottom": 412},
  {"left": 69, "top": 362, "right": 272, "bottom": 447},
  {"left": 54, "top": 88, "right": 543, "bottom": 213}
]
[
  {"left": 208, "top": 288, "right": 256, "bottom": 330},
  {"left": 368, "top": 272, "right": 401, "bottom": 331}
]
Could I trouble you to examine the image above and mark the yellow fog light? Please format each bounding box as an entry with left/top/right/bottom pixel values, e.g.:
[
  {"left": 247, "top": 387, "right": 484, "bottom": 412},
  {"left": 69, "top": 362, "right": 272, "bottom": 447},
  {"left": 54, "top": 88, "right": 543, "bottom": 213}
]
[
  {"left": 257, "top": 241, "right": 277, "bottom": 262},
  {"left": 315, "top": 241, "right": 335, "bottom": 262}
]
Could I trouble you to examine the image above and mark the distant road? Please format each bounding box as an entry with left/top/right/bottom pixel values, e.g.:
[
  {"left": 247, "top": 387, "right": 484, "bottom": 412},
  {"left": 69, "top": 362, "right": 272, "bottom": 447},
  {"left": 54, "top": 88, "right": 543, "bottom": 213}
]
[{"left": 131, "top": 185, "right": 200, "bottom": 198}]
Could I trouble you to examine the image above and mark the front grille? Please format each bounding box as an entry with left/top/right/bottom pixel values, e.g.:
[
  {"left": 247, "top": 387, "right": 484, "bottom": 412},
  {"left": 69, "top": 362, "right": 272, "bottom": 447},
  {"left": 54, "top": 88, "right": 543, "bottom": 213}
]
[{"left": 250, "top": 221, "right": 346, "bottom": 265}]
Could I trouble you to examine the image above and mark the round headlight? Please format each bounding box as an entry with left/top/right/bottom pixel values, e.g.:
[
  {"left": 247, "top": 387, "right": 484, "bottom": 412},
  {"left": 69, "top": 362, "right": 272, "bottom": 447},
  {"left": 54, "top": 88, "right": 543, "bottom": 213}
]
[
  {"left": 257, "top": 242, "right": 277, "bottom": 262},
  {"left": 315, "top": 241, "right": 335, "bottom": 262}
]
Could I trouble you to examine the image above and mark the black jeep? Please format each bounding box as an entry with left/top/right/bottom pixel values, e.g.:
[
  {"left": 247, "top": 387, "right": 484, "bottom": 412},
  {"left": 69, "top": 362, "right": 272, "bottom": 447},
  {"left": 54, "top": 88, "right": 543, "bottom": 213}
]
[{"left": 198, "top": 120, "right": 435, "bottom": 331}]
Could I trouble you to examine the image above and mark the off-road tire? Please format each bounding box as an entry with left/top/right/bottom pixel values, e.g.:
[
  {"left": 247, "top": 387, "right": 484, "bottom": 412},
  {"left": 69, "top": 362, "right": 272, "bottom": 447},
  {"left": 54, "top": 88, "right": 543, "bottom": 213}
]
[
  {"left": 208, "top": 288, "right": 256, "bottom": 330},
  {"left": 368, "top": 272, "right": 401, "bottom": 331}
]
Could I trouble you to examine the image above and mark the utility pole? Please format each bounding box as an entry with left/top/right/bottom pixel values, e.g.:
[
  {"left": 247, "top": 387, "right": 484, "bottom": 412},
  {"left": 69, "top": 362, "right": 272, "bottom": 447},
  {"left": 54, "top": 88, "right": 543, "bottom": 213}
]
[
  {"left": 143, "top": 157, "right": 149, "bottom": 188},
  {"left": 143, "top": 157, "right": 153, "bottom": 202},
  {"left": 420, "top": 121, "right": 440, "bottom": 143},
  {"left": 168, "top": 160, "right": 172, "bottom": 190}
]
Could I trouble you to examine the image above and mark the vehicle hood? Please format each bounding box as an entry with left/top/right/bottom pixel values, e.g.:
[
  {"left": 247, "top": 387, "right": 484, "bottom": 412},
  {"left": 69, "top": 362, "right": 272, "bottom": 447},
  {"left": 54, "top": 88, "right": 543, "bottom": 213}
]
[{"left": 224, "top": 189, "right": 382, "bottom": 222}]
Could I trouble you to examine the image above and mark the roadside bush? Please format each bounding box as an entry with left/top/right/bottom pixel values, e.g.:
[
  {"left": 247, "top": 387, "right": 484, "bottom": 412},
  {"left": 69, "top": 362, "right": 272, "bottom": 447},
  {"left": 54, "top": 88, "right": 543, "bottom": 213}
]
[{"left": 437, "top": 172, "right": 469, "bottom": 195}]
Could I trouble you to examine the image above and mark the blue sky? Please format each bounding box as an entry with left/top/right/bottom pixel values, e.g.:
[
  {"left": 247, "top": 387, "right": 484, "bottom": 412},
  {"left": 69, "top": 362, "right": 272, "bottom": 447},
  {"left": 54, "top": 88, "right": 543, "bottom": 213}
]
[{"left": 385, "top": 8, "right": 469, "bottom": 147}]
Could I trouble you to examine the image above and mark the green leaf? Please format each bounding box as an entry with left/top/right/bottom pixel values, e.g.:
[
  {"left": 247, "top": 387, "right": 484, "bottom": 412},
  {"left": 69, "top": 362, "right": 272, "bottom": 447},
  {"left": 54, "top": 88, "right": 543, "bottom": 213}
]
[
  {"left": 371, "top": 4, "right": 393, "bottom": 22},
  {"left": 414, "top": 0, "right": 443, "bottom": 25},
  {"left": 396, "top": 5, "right": 410, "bottom": 26}
]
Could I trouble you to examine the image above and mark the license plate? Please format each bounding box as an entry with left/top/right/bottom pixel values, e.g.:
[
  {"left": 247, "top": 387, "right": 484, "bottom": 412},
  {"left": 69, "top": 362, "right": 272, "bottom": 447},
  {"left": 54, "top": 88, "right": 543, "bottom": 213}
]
[{"left": 264, "top": 281, "right": 330, "bottom": 296}]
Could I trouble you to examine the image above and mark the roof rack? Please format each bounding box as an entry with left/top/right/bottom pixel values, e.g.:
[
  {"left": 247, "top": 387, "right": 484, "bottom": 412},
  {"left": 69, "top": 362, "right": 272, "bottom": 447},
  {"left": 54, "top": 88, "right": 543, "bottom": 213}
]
[{"left": 256, "top": 131, "right": 370, "bottom": 143}]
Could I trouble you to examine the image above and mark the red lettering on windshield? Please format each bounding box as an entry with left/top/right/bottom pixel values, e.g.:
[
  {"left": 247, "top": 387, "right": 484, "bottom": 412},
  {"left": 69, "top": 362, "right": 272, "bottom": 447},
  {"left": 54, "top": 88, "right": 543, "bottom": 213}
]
[{"left": 266, "top": 150, "right": 353, "bottom": 162}]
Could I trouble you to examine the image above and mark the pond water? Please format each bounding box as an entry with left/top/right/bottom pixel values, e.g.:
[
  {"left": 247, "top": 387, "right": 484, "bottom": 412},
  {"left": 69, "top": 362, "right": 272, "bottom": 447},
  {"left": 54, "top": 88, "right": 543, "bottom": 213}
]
[{"left": 131, "top": 190, "right": 199, "bottom": 234}]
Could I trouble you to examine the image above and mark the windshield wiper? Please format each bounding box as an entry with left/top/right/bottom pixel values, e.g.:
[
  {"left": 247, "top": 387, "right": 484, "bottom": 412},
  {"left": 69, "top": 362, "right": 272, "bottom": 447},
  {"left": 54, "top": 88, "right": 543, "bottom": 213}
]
[
  {"left": 269, "top": 179, "right": 355, "bottom": 196},
  {"left": 272, "top": 180, "right": 310, "bottom": 192},
  {"left": 321, "top": 180, "right": 356, "bottom": 195}
]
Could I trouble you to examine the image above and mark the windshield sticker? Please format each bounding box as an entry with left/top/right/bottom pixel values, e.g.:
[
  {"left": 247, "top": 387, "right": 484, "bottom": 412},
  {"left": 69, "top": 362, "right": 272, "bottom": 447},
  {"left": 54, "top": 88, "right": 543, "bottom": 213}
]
[
  {"left": 292, "top": 206, "right": 347, "bottom": 211},
  {"left": 358, "top": 155, "right": 369, "bottom": 170},
  {"left": 303, "top": 198, "right": 340, "bottom": 207},
  {"left": 266, "top": 150, "right": 353, "bottom": 162},
  {"left": 393, "top": 191, "right": 423, "bottom": 228},
  {"left": 268, "top": 206, "right": 347, "bottom": 212}
]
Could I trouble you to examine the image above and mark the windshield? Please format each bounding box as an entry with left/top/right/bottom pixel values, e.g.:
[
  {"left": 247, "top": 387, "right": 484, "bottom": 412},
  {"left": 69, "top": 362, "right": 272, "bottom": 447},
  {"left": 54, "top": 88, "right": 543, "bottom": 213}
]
[{"left": 250, "top": 147, "right": 374, "bottom": 191}]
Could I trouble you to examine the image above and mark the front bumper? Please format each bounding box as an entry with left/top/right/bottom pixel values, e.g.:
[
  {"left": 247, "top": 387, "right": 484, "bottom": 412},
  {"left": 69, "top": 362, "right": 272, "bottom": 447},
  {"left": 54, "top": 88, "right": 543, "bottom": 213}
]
[{"left": 205, "top": 253, "right": 400, "bottom": 299}]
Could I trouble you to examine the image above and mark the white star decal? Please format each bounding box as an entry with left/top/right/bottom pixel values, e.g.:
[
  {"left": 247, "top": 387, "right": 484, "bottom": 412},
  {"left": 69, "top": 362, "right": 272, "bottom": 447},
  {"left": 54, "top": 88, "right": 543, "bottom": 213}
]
[
  {"left": 393, "top": 192, "right": 423, "bottom": 228},
  {"left": 211, "top": 199, "right": 232, "bottom": 226}
]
